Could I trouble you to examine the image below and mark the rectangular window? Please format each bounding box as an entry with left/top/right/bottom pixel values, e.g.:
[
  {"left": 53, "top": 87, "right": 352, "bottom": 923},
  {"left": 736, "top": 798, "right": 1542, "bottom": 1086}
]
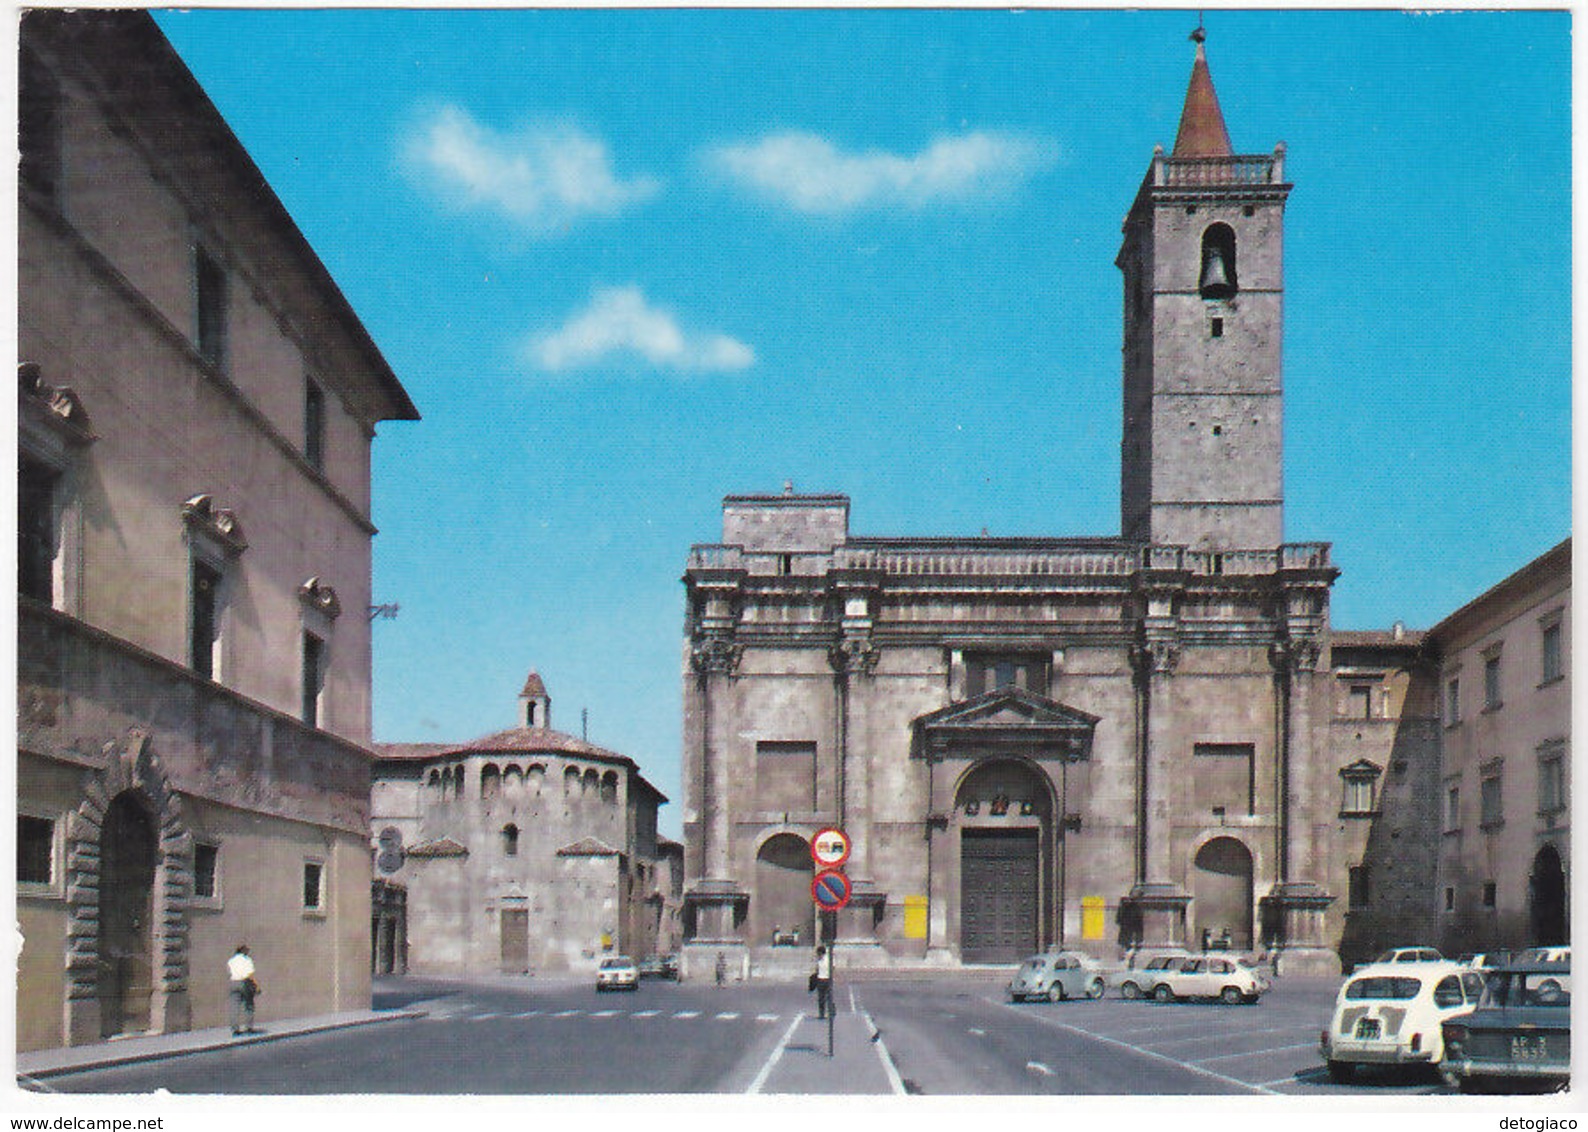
[
  {"left": 301, "top": 631, "right": 325, "bottom": 727},
  {"left": 1444, "top": 886, "right": 1455, "bottom": 913},
  {"left": 1483, "top": 653, "right": 1502, "bottom": 711},
  {"left": 964, "top": 653, "right": 1050, "bottom": 698},
  {"left": 1541, "top": 621, "right": 1563, "bottom": 684},
  {"left": 1341, "top": 777, "right": 1375, "bottom": 815},
  {"left": 17, "top": 815, "right": 54, "bottom": 885},
  {"left": 1445, "top": 786, "right": 1461, "bottom": 833},
  {"left": 1538, "top": 744, "right": 1566, "bottom": 815},
  {"left": 194, "top": 843, "right": 219, "bottom": 899},
  {"left": 1445, "top": 677, "right": 1460, "bottom": 726},
  {"left": 1348, "top": 684, "right": 1373, "bottom": 720},
  {"left": 194, "top": 245, "right": 228, "bottom": 369},
  {"left": 18, "top": 456, "right": 58, "bottom": 603},
  {"left": 1482, "top": 881, "right": 1497, "bottom": 909},
  {"left": 1479, "top": 766, "right": 1503, "bottom": 829},
  {"left": 190, "top": 558, "right": 222, "bottom": 679},
  {"left": 304, "top": 379, "right": 326, "bottom": 472},
  {"left": 1348, "top": 865, "right": 1371, "bottom": 909},
  {"left": 303, "top": 860, "right": 324, "bottom": 911}
]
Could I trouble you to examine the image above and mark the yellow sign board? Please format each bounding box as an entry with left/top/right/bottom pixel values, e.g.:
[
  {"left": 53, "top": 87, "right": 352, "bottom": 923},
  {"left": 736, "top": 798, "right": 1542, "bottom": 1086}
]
[
  {"left": 903, "top": 895, "right": 928, "bottom": 939},
  {"left": 1081, "top": 896, "right": 1106, "bottom": 940}
]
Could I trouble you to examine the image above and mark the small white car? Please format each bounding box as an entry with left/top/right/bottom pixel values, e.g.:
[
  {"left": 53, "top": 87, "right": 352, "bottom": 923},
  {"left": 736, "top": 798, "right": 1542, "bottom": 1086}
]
[
  {"left": 1151, "top": 955, "right": 1269, "bottom": 1004},
  {"left": 1008, "top": 951, "right": 1107, "bottom": 1003},
  {"left": 1373, "top": 946, "right": 1444, "bottom": 965},
  {"left": 595, "top": 955, "right": 639, "bottom": 992},
  {"left": 1320, "top": 960, "right": 1485, "bottom": 1082},
  {"left": 1114, "top": 951, "right": 1192, "bottom": 1000}
]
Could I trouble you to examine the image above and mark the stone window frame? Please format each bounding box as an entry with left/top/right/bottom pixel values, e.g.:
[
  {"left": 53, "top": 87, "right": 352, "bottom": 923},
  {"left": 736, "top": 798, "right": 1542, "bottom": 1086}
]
[
  {"left": 302, "top": 858, "right": 327, "bottom": 916},
  {"left": 19, "top": 364, "right": 95, "bottom": 615},
  {"left": 191, "top": 841, "right": 223, "bottom": 909},
  {"left": 1481, "top": 880, "right": 1497, "bottom": 910},
  {"left": 17, "top": 807, "right": 62, "bottom": 897},
  {"left": 501, "top": 823, "right": 520, "bottom": 857},
  {"left": 1338, "top": 760, "right": 1383, "bottom": 818},
  {"left": 1481, "top": 643, "right": 1504, "bottom": 713},
  {"left": 1536, "top": 739, "right": 1568, "bottom": 818},
  {"left": 1443, "top": 780, "right": 1462, "bottom": 835},
  {"left": 1478, "top": 758, "right": 1504, "bottom": 831},
  {"left": 182, "top": 494, "right": 246, "bottom": 683},
  {"left": 192, "top": 239, "right": 229, "bottom": 373},
  {"left": 1444, "top": 672, "right": 1461, "bottom": 729},
  {"left": 1443, "top": 886, "right": 1456, "bottom": 914},
  {"left": 1538, "top": 609, "right": 1565, "bottom": 687}
]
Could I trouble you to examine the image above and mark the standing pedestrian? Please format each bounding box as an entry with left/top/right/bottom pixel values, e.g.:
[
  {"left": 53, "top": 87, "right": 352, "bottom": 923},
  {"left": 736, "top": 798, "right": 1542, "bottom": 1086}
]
[
  {"left": 227, "top": 943, "right": 259, "bottom": 1036},
  {"left": 811, "top": 944, "right": 833, "bottom": 1020},
  {"left": 714, "top": 951, "right": 727, "bottom": 987}
]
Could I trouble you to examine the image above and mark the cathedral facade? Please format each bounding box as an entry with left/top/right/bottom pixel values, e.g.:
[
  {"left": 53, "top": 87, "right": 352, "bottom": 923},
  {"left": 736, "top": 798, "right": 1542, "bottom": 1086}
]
[{"left": 679, "top": 39, "right": 1355, "bottom": 976}]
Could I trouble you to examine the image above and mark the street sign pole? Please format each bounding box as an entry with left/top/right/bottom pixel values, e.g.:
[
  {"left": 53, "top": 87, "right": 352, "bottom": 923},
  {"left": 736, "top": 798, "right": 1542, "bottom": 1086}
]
[{"left": 811, "top": 831, "right": 853, "bottom": 1059}]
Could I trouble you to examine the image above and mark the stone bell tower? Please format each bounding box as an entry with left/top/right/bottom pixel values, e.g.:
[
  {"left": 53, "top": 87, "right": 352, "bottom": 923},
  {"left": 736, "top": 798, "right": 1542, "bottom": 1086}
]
[{"left": 1118, "top": 29, "right": 1291, "bottom": 551}]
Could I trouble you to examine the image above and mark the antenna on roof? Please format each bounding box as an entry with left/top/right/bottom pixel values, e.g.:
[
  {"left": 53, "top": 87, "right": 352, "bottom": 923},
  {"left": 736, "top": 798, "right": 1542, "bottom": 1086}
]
[
  {"left": 1191, "top": 13, "right": 1206, "bottom": 44},
  {"left": 582, "top": 707, "right": 589, "bottom": 741}
]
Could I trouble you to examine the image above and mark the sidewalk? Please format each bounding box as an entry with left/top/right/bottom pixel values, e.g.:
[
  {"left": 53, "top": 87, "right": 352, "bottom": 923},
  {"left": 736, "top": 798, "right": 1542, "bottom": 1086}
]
[
  {"left": 17, "top": 1008, "right": 423, "bottom": 1084},
  {"left": 750, "top": 1008, "right": 905, "bottom": 1095}
]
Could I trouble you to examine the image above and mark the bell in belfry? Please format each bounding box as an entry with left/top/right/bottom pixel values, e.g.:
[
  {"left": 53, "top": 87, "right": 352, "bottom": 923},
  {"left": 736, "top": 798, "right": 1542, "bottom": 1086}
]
[{"left": 1200, "top": 246, "right": 1235, "bottom": 299}]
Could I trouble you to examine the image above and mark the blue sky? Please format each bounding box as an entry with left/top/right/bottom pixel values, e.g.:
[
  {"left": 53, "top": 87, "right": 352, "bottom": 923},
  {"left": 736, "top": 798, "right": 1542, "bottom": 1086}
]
[{"left": 154, "top": 9, "right": 1570, "bottom": 839}]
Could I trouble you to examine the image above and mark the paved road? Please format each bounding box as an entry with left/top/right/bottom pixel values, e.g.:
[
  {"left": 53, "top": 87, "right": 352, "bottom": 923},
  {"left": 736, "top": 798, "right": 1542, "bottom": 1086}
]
[
  {"left": 41, "top": 978, "right": 805, "bottom": 1094},
  {"left": 36, "top": 972, "right": 1456, "bottom": 1097},
  {"left": 852, "top": 975, "right": 1447, "bottom": 1096}
]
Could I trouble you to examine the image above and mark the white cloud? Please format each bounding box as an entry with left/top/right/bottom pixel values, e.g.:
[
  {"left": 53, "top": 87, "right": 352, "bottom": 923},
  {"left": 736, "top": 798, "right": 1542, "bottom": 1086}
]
[
  {"left": 528, "top": 287, "right": 756, "bottom": 374},
  {"left": 405, "top": 105, "right": 658, "bottom": 231},
  {"left": 710, "top": 130, "right": 1056, "bottom": 214}
]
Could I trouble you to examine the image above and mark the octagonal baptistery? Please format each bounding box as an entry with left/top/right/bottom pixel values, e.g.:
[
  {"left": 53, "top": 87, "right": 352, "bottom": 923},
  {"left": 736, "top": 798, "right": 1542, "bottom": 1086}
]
[{"left": 372, "top": 674, "right": 675, "bottom": 976}]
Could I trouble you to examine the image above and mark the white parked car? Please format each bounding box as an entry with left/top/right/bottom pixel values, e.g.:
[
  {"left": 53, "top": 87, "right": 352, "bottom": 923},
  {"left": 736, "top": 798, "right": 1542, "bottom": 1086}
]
[
  {"left": 1151, "top": 955, "right": 1268, "bottom": 1004},
  {"left": 595, "top": 954, "right": 639, "bottom": 992},
  {"left": 1320, "top": 961, "right": 1485, "bottom": 1083},
  {"left": 1113, "top": 951, "right": 1192, "bottom": 1000},
  {"left": 1007, "top": 951, "right": 1107, "bottom": 1003},
  {"left": 1373, "top": 946, "right": 1444, "bottom": 965}
]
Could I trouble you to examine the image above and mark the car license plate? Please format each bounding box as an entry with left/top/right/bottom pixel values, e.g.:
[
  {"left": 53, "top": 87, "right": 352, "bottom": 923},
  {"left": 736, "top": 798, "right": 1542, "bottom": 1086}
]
[
  {"left": 1511, "top": 1035, "right": 1547, "bottom": 1061},
  {"left": 1355, "top": 1018, "right": 1381, "bottom": 1040}
]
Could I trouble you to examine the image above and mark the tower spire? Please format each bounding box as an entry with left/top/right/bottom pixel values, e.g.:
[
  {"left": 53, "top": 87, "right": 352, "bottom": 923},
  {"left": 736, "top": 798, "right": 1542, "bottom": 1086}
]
[{"left": 1172, "top": 22, "right": 1233, "bottom": 158}]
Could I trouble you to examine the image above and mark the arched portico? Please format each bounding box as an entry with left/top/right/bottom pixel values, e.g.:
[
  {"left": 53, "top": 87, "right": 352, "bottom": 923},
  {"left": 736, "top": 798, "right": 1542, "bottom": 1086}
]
[{"left": 1191, "top": 835, "right": 1254, "bottom": 951}]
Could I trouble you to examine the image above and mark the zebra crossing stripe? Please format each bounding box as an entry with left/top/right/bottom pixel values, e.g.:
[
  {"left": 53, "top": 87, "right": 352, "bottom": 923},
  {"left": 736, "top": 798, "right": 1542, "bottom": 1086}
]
[
  {"left": 552, "top": 1009, "right": 580, "bottom": 1017},
  {"left": 590, "top": 1010, "right": 619, "bottom": 1018},
  {"left": 632, "top": 1010, "right": 659, "bottom": 1017},
  {"left": 715, "top": 1012, "right": 740, "bottom": 1020},
  {"left": 472, "top": 1013, "right": 500, "bottom": 1021},
  {"left": 756, "top": 1013, "right": 780, "bottom": 1022},
  {"left": 674, "top": 1011, "right": 701, "bottom": 1019},
  {"left": 512, "top": 1011, "right": 540, "bottom": 1018}
]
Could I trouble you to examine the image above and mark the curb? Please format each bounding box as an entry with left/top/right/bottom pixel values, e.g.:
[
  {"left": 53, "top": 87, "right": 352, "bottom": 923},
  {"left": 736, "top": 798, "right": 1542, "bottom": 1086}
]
[{"left": 18, "top": 1009, "right": 424, "bottom": 1081}]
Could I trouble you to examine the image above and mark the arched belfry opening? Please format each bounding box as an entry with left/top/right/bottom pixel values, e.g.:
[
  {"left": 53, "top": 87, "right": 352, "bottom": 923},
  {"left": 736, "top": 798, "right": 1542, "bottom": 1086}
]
[
  {"left": 1199, "top": 223, "right": 1238, "bottom": 300},
  {"left": 99, "top": 790, "right": 158, "bottom": 1037}
]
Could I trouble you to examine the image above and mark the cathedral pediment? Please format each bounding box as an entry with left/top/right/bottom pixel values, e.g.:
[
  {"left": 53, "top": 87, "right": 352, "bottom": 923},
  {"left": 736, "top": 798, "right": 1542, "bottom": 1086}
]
[{"left": 912, "top": 687, "right": 1098, "bottom": 761}]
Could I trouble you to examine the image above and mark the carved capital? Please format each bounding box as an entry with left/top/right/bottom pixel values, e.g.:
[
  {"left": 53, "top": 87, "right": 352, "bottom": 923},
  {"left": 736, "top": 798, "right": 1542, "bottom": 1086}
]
[
  {"left": 1270, "top": 638, "right": 1321, "bottom": 674},
  {"left": 828, "top": 635, "right": 880, "bottom": 676},
  {"left": 20, "top": 362, "right": 95, "bottom": 444},
  {"left": 690, "top": 634, "right": 742, "bottom": 675},
  {"left": 1130, "top": 639, "right": 1180, "bottom": 675}
]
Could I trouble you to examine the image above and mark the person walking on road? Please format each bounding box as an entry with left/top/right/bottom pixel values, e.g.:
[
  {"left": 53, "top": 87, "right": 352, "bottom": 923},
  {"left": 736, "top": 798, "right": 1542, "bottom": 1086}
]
[
  {"left": 227, "top": 943, "right": 259, "bottom": 1036},
  {"left": 811, "top": 944, "right": 833, "bottom": 1020}
]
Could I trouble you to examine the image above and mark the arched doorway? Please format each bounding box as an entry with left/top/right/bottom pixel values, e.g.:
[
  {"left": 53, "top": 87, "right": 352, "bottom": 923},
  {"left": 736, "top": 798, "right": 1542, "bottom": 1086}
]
[
  {"left": 1530, "top": 844, "right": 1568, "bottom": 946},
  {"left": 1191, "top": 837, "right": 1253, "bottom": 951},
  {"left": 99, "top": 791, "right": 157, "bottom": 1037},
  {"left": 754, "top": 833, "right": 813, "bottom": 946},
  {"left": 956, "top": 759, "right": 1053, "bottom": 963}
]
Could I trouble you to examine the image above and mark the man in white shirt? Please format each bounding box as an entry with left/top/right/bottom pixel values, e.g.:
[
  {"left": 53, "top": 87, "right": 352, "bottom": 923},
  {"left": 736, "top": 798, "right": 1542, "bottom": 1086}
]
[{"left": 227, "top": 944, "right": 257, "bottom": 1035}]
